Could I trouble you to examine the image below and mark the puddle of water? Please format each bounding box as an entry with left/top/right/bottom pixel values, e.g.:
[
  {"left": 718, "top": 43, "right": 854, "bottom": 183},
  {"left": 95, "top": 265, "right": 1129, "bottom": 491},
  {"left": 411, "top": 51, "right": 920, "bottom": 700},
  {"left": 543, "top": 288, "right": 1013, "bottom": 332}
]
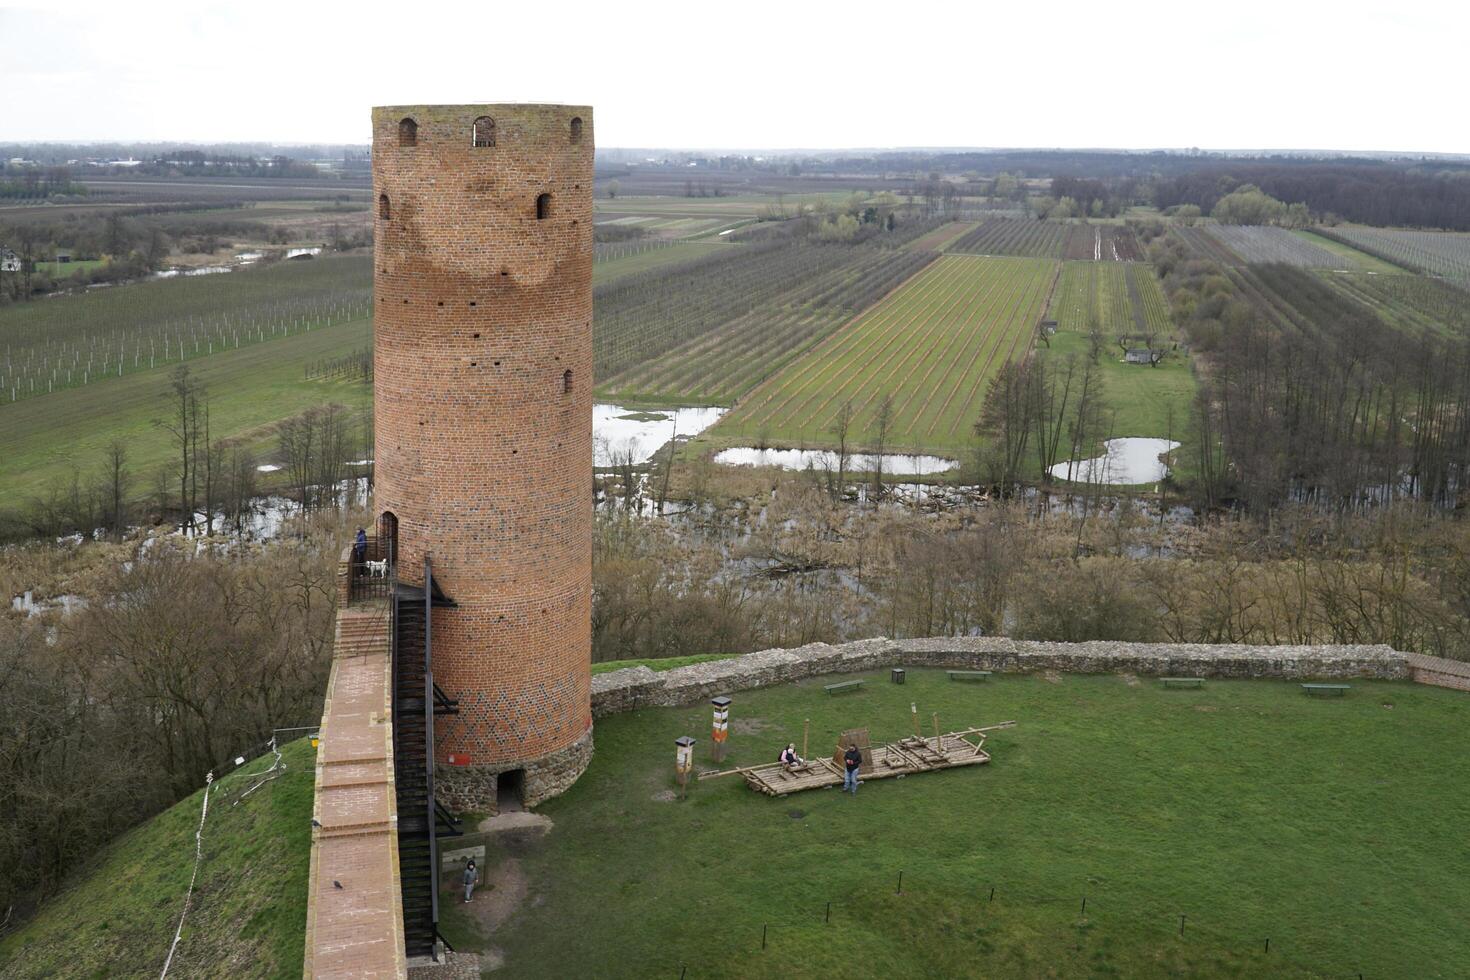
[
  {"left": 713, "top": 447, "right": 957, "bottom": 475},
  {"left": 285, "top": 247, "right": 323, "bottom": 259},
  {"left": 594, "top": 404, "right": 726, "bottom": 466},
  {"left": 1049, "top": 438, "right": 1180, "bottom": 485},
  {"left": 256, "top": 463, "right": 283, "bottom": 473}
]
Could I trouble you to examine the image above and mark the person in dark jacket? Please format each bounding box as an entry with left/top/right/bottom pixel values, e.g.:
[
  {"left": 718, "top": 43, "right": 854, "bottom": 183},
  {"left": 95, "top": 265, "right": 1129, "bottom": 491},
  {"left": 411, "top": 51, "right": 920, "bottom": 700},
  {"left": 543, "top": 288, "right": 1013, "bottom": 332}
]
[
  {"left": 463, "top": 858, "right": 478, "bottom": 902},
  {"left": 842, "top": 743, "right": 863, "bottom": 794},
  {"left": 353, "top": 527, "right": 368, "bottom": 567}
]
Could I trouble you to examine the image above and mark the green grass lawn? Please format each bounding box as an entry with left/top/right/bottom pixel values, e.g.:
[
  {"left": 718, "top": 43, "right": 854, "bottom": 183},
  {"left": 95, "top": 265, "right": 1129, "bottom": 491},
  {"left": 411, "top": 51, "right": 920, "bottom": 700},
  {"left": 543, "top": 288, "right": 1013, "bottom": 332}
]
[
  {"left": 1039, "top": 331, "right": 1196, "bottom": 452},
  {"left": 460, "top": 671, "right": 1469, "bottom": 979},
  {"left": 0, "top": 738, "right": 316, "bottom": 979},
  {"left": 0, "top": 316, "right": 371, "bottom": 502}
]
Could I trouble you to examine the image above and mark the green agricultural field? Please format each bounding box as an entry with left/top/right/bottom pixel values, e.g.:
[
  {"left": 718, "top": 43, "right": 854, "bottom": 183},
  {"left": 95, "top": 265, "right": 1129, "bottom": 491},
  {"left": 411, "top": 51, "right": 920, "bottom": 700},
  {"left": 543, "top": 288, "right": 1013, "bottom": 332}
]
[
  {"left": 594, "top": 242, "right": 731, "bottom": 285},
  {"left": 0, "top": 315, "right": 371, "bottom": 502},
  {"left": 0, "top": 255, "right": 371, "bottom": 404},
  {"left": 1039, "top": 263, "right": 1194, "bottom": 459},
  {"left": 447, "top": 670, "right": 1470, "bottom": 979},
  {"left": 1292, "top": 231, "right": 1402, "bottom": 274},
  {"left": 0, "top": 739, "right": 316, "bottom": 979},
  {"left": 599, "top": 247, "right": 936, "bottom": 406},
  {"left": 714, "top": 255, "right": 1054, "bottom": 455}
]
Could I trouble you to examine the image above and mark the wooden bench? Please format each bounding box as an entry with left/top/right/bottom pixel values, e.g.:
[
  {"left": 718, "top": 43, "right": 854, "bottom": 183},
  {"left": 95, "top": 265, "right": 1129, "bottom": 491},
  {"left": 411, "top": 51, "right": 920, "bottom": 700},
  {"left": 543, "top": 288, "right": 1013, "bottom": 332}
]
[
  {"left": 946, "top": 670, "right": 992, "bottom": 683},
  {"left": 824, "top": 680, "right": 865, "bottom": 696},
  {"left": 1161, "top": 677, "right": 1204, "bottom": 689},
  {"left": 1302, "top": 683, "right": 1350, "bottom": 697}
]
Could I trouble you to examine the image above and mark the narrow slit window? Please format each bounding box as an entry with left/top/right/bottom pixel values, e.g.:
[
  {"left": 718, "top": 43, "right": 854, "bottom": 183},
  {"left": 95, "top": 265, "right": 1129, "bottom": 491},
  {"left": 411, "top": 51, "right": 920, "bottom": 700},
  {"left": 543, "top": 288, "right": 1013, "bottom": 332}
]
[
  {"left": 472, "top": 116, "right": 495, "bottom": 148},
  {"left": 536, "top": 193, "right": 551, "bottom": 220},
  {"left": 398, "top": 117, "right": 417, "bottom": 146},
  {"left": 570, "top": 117, "right": 583, "bottom": 144},
  {"left": 378, "top": 194, "right": 390, "bottom": 220},
  {"left": 562, "top": 369, "right": 573, "bottom": 394}
]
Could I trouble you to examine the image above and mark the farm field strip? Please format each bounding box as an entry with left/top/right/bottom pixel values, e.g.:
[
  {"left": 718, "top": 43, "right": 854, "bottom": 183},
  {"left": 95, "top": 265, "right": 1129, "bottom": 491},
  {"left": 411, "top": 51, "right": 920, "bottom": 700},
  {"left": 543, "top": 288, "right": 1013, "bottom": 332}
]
[
  {"left": 1203, "top": 225, "right": 1347, "bottom": 267},
  {"left": 907, "top": 220, "right": 978, "bottom": 252},
  {"left": 929, "top": 265, "right": 1053, "bottom": 438},
  {"left": 714, "top": 255, "right": 1055, "bottom": 452},
  {"left": 1323, "top": 227, "right": 1470, "bottom": 278},
  {"left": 596, "top": 247, "right": 938, "bottom": 404},
  {"left": 633, "top": 252, "right": 935, "bottom": 401},
  {"left": 1321, "top": 270, "right": 1470, "bottom": 335},
  {"left": 948, "top": 218, "right": 1069, "bottom": 259},
  {"left": 740, "top": 257, "right": 981, "bottom": 429}
]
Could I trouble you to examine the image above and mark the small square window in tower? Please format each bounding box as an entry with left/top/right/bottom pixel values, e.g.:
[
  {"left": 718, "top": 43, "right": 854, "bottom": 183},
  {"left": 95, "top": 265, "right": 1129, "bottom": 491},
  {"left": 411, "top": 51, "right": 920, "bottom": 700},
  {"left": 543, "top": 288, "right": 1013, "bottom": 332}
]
[
  {"left": 570, "top": 117, "right": 583, "bottom": 144},
  {"left": 536, "top": 193, "right": 552, "bottom": 220},
  {"left": 472, "top": 116, "right": 495, "bottom": 148},
  {"left": 398, "top": 117, "right": 417, "bottom": 147}
]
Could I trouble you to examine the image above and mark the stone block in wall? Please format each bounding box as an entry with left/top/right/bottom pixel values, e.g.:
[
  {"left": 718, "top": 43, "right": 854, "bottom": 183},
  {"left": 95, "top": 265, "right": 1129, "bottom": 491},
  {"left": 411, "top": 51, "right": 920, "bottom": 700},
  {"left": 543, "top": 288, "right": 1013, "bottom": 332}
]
[{"left": 590, "top": 666, "right": 661, "bottom": 718}]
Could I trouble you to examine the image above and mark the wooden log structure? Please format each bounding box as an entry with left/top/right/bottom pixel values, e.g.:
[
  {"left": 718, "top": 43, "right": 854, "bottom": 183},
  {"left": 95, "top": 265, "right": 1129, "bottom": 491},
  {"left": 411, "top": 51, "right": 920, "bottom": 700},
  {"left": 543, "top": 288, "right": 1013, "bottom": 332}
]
[{"left": 699, "top": 723, "right": 1017, "bottom": 797}]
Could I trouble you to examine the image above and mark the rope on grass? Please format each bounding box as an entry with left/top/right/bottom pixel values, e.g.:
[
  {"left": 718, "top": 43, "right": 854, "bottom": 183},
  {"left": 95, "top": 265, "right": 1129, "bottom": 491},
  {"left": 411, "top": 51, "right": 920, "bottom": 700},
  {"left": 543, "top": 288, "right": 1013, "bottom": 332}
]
[{"left": 159, "top": 770, "right": 212, "bottom": 979}]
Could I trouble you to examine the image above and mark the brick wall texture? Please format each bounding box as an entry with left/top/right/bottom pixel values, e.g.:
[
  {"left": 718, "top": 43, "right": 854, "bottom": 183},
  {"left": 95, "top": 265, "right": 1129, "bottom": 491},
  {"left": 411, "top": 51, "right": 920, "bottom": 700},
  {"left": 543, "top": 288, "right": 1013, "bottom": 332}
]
[{"left": 372, "top": 104, "right": 594, "bottom": 775}]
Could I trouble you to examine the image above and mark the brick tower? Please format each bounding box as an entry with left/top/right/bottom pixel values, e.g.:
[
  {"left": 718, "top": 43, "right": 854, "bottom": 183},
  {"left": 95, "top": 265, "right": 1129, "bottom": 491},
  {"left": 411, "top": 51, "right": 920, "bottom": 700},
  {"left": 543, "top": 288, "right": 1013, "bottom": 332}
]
[{"left": 372, "top": 104, "right": 594, "bottom": 810}]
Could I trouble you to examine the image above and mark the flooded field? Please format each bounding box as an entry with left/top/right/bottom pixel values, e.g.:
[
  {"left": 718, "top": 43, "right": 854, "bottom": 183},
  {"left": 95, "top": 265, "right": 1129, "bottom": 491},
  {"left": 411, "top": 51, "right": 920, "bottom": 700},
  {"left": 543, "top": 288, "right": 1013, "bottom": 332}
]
[
  {"left": 1050, "top": 438, "right": 1179, "bottom": 485},
  {"left": 713, "top": 447, "right": 957, "bottom": 475}
]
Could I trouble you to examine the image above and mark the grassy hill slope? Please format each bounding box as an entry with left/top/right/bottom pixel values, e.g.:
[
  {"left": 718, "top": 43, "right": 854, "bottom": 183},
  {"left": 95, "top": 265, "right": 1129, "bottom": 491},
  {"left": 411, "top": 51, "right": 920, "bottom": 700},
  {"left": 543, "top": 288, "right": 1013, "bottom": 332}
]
[{"left": 0, "top": 738, "right": 315, "bottom": 979}]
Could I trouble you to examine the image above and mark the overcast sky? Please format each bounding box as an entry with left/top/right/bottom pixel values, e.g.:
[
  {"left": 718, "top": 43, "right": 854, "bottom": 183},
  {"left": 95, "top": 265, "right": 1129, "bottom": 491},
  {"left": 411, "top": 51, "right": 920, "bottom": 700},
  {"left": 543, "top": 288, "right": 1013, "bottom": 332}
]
[{"left": 3, "top": 0, "right": 1465, "bottom": 154}]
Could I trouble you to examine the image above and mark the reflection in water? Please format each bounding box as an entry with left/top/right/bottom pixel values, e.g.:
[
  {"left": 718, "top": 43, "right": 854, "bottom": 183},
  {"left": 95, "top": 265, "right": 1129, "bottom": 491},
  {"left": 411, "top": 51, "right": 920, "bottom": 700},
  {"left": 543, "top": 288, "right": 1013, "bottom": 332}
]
[
  {"left": 1049, "top": 438, "right": 1180, "bottom": 486},
  {"left": 714, "top": 447, "right": 957, "bottom": 475},
  {"left": 594, "top": 404, "right": 726, "bottom": 466}
]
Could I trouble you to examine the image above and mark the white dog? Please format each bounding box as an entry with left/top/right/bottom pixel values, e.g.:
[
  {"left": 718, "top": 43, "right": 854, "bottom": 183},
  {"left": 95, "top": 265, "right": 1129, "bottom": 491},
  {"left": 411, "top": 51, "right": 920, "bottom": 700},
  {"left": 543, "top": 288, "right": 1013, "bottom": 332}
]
[{"left": 365, "top": 559, "right": 388, "bottom": 579}]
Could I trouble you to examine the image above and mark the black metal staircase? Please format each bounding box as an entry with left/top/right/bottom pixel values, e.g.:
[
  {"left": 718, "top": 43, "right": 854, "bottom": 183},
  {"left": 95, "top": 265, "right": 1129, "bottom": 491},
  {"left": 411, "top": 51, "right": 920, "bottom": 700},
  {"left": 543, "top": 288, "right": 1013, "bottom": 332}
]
[{"left": 391, "top": 557, "right": 460, "bottom": 960}]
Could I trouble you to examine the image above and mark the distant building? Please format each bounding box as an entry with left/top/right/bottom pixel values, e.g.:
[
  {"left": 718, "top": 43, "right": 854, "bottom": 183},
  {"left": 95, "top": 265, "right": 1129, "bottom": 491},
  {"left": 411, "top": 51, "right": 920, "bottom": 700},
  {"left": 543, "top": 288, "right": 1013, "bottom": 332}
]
[
  {"left": 55, "top": 249, "right": 72, "bottom": 264},
  {"left": 1039, "top": 319, "right": 1058, "bottom": 336},
  {"left": 1124, "top": 348, "right": 1156, "bottom": 364},
  {"left": 0, "top": 247, "right": 19, "bottom": 273}
]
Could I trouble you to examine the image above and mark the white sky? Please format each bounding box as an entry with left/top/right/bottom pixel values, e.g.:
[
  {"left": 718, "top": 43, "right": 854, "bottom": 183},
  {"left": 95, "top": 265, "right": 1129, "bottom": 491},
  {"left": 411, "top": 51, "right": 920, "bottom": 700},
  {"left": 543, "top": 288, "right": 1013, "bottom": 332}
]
[{"left": 2, "top": 0, "right": 1466, "bottom": 154}]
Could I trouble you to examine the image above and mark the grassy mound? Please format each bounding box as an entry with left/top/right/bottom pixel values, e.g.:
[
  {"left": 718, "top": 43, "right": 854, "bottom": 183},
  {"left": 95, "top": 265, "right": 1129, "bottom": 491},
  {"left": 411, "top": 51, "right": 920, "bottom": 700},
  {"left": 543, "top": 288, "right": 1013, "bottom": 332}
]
[
  {"left": 0, "top": 738, "right": 315, "bottom": 979},
  {"left": 452, "top": 670, "right": 1469, "bottom": 978}
]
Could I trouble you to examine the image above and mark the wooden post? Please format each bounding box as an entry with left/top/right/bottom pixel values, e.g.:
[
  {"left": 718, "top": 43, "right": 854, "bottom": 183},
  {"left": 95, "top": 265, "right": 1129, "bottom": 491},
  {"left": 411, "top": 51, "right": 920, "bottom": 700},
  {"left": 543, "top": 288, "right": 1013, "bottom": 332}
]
[
  {"left": 910, "top": 703, "right": 920, "bottom": 738},
  {"left": 932, "top": 712, "right": 940, "bottom": 747},
  {"left": 675, "top": 736, "right": 695, "bottom": 800},
  {"left": 711, "top": 696, "right": 731, "bottom": 764},
  {"left": 802, "top": 718, "right": 810, "bottom": 761}
]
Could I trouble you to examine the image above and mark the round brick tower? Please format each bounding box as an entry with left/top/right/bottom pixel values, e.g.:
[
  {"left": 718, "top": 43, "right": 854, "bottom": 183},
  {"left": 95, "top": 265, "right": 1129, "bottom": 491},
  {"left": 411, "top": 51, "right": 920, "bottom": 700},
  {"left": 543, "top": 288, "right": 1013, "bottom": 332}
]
[{"left": 372, "top": 104, "right": 594, "bottom": 810}]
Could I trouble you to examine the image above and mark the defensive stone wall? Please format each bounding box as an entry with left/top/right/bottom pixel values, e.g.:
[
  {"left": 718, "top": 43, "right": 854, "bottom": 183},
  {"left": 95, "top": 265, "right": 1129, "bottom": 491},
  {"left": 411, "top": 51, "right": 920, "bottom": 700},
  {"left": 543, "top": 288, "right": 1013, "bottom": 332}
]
[{"left": 591, "top": 637, "right": 1412, "bottom": 716}]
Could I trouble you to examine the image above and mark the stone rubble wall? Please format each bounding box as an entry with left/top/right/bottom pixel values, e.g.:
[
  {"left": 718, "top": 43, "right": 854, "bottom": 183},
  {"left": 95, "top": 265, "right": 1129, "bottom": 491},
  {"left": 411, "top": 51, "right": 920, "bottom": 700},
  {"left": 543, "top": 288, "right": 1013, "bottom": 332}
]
[{"left": 591, "top": 637, "right": 1412, "bottom": 717}]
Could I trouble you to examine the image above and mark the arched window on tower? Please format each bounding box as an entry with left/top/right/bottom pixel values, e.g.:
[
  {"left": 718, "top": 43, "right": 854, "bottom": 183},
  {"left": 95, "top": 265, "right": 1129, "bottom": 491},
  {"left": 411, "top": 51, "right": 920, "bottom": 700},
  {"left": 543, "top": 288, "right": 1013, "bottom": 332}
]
[
  {"left": 536, "top": 193, "right": 552, "bottom": 220},
  {"left": 378, "top": 194, "right": 390, "bottom": 220},
  {"left": 562, "top": 369, "right": 573, "bottom": 394},
  {"left": 472, "top": 116, "right": 496, "bottom": 148},
  {"left": 570, "top": 117, "right": 583, "bottom": 144},
  {"left": 398, "top": 117, "right": 418, "bottom": 146}
]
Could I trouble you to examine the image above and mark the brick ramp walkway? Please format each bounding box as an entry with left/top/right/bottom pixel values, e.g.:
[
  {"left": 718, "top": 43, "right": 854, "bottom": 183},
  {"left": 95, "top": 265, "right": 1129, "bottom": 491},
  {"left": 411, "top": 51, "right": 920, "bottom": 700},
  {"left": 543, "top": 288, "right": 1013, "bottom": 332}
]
[
  {"left": 304, "top": 601, "right": 407, "bottom": 979},
  {"left": 1407, "top": 652, "right": 1470, "bottom": 692}
]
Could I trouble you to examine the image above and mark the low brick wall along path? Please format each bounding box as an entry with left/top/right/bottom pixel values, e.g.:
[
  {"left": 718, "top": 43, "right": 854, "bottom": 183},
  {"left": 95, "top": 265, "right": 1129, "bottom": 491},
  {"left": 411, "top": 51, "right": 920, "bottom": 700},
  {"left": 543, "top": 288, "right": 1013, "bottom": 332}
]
[{"left": 304, "top": 600, "right": 407, "bottom": 980}]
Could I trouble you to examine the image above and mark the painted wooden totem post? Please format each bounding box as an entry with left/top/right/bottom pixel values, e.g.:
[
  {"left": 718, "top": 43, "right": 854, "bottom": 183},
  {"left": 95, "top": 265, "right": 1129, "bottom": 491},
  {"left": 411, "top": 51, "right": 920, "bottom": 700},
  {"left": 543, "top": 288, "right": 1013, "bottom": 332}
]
[
  {"left": 711, "top": 696, "right": 731, "bottom": 764},
  {"left": 675, "top": 736, "right": 696, "bottom": 800}
]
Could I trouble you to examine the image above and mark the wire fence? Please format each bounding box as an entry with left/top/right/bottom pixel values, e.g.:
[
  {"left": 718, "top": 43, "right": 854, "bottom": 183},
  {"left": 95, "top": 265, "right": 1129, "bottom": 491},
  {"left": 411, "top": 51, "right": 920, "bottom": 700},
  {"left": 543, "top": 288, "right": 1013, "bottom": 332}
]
[{"left": 154, "top": 727, "right": 316, "bottom": 978}]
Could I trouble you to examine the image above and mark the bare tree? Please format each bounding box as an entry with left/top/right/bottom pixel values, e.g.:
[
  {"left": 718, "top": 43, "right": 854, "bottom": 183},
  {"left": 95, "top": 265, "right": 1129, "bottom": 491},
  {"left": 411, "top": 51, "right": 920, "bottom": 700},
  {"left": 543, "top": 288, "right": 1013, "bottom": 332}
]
[
  {"left": 829, "top": 400, "right": 854, "bottom": 500},
  {"left": 869, "top": 394, "right": 895, "bottom": 501}
]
